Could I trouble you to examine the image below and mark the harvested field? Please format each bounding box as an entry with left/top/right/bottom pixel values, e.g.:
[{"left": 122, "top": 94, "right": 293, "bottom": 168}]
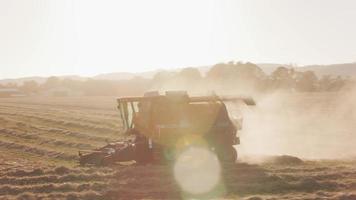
[{"left": 0, "top": 96, "right": 356, "bottom": 199}]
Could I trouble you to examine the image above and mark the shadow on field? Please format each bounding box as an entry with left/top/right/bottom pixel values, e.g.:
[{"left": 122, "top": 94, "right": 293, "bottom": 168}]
[
  {"left": 0, "top": 160, "right": 343, "bottom": 199},
  {"left": 103, "top": 161, "right": 340, "bottom": 200}
]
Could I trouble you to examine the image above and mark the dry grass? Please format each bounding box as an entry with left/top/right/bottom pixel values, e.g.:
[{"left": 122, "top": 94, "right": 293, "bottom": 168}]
[{"left": 0, "top": 96, "right": 355, "bottom": 199}]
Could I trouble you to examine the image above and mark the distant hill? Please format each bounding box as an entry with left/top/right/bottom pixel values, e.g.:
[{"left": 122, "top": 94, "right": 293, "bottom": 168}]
[
  {"left": 1, "top": 63, "right": 355, "bottom": 84},
  {"left": 93, "top": 70, "right": 161, "bottom": 80},
  {"left": 0, "top": 76, "right": 47, "bottom": 85},
  {"left": 0, "top": 75, "right": 87, "bottom": 85}
]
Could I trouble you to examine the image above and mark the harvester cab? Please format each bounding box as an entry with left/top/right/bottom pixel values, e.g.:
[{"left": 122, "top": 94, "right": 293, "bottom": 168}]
[{"left": 79, "top": 91, "right": 255, "bottom": 166}]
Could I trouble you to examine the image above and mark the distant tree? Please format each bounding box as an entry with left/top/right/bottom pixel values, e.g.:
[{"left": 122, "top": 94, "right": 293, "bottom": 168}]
[
  {"left": 235, "top": 62, "right": 266, "bottom": 80},
  {"left": 295, "top": 70, "right": 318, "bottom": 92},
  {"left": 152, "top": 71, "right": 176, "bottom": 86},
  {"left": 42, "top": 76, "right": 60, "bottom": 89},
  {"left": 319, "top": 75, "right": 332, "bottom": 91},
  {"left": 328, "top": 76, "right": 346, "bottom": 91},
  {"left": 61, "top": 78, "right": 83, "bottom": 90},
  {"left": 207, "top": 62, "right": 265, "bottom": 81},
  {"left": 20, "top": 80, "right": 39, "bottom": 94},
  {"left": 82, "top": 79, "right": 116, "bottom": 96},
  {"left": 207, "top": 63, "right": 230, "bottom": 80},
  {"left": 177, "top": 67, "right": 202, "bottom": 81},
  {"left": 271, "top": 66, "right": 295, "bottom": 90},
  {"left": 4, "top": 82, "right": 18, "bottom": 88},
  {"left": 4, "top": 82, "right": 19, "bottom": 88}
]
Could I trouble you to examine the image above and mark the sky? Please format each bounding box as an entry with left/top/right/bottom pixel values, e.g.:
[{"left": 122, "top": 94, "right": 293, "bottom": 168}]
[{"left": 0, "top": 0, "right": 356, "bottom": 79}]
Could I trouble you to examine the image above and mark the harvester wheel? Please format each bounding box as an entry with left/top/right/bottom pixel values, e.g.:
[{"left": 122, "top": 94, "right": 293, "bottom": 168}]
[
  {"left": 216, "top": 145, "right": 237, "bottom": 163},
  {"left": 135, "top": 147, "right": 153, "bottom": 164},
  {"left": 135, "top": 154, "right": 150, "bottom": 164}
]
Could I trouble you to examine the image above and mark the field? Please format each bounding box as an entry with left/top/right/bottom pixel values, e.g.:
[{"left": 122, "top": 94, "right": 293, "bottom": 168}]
[{"left": 0, "top": 95, "right": 356, "bottom": 199}]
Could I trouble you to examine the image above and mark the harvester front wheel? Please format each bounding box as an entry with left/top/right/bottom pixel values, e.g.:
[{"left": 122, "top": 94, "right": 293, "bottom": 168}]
[{"left": 216, "top": 145, "right": 237, "bottom": 163}]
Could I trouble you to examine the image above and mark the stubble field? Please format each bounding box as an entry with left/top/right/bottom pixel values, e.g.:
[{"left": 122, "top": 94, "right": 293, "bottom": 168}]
[{"left": 0, "top": 95, "right": 356, "bottom": 200}]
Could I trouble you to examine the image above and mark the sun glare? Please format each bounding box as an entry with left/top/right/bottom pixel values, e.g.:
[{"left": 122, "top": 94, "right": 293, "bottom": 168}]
[{"left": 173, "top": 146, "right": 221, "bottom": 195}]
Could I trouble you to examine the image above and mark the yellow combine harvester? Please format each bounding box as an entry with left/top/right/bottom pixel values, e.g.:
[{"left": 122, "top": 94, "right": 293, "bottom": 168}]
[{"left": 79, "top": 91, "right": 255, "bottom": 165}]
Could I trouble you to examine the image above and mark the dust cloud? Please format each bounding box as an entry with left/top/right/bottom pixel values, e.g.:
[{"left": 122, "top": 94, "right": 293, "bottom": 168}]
[
  {"left": 236, "top": 89, "right": 356, "bottom": 160},
  {"left": 151, "top": 79, "right": 356, "bottom": 160}
]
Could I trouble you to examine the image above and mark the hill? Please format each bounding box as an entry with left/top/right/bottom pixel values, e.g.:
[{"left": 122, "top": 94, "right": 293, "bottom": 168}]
[
  {"left": 1, "top": 62, "right": 356, "bottom": 84},
  {"left": 93, "top": 70, "right": 160, "bottom": 80},
  {"left": 0, "top": 75, "right": 87, "bottom": 85}
]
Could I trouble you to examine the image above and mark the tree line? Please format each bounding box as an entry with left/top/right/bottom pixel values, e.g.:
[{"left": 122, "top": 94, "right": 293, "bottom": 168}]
[{"left": 0, "top": 62, "right": 353, "bottom": 96}]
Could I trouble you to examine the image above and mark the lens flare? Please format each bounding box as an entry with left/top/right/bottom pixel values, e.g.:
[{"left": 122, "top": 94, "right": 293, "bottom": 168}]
[{"left": 173, "top": 146, "right": 221, "bottom": 194}]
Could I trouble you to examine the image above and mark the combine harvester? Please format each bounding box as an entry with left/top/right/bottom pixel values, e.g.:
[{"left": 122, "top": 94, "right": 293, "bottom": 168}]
[{"left": 79, "top": 91, "right": 255, "bottom": 166}]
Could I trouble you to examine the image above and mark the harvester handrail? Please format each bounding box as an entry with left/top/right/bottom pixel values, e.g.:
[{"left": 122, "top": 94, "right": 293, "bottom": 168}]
[
  {"left": 219, "top": 96, "right": 256, "bottom": 106},
  {"left": 117, "top": 95, "right": 255, "bottom": 105},
  {"left": 117, "top": 96, "right": 161, "bottom": 102}
]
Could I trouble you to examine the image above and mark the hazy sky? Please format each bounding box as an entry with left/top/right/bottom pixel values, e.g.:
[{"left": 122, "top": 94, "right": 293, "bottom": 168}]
[{"left": 1, "top": 0, "right": 356, "bottom": 78}]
